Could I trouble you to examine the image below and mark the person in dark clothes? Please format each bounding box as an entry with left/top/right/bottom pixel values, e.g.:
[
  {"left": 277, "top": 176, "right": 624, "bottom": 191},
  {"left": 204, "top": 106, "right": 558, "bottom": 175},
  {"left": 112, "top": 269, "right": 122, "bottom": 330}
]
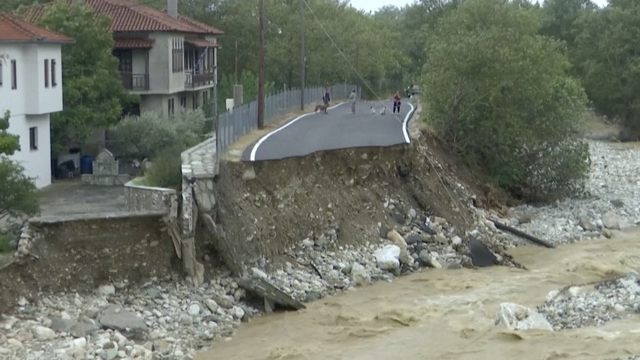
[
  {"left": 393, "top": 91, "right": 402, "bottom": 114},
  {"left": 323, "top": 87, "right": 331, "bottom": 106}
]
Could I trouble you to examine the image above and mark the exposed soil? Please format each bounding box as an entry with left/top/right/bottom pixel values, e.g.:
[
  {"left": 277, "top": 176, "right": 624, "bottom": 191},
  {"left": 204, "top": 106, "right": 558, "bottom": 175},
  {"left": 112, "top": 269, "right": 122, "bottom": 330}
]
[
  {"left": 0, "top": 214, "right": 179, "bottom": 315},
  {"left": 211, "top": 127, "right": 497, "bottom": 273}
]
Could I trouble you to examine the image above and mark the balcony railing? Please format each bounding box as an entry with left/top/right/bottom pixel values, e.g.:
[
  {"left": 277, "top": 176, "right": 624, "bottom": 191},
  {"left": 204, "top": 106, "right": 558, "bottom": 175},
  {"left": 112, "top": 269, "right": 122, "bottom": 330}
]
[
  {"left": 185, "top": 68, "right": 214, "bottom": 88},
  {"left": 119, "top": 72, "right": 149, "bottom": 91}
]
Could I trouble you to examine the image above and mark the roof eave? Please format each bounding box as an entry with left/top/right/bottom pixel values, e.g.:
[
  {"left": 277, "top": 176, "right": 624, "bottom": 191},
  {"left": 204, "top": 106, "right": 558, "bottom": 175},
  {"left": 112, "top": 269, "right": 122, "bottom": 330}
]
[{"left": 0, "top": 39, "right": 75, "bottom": 44}]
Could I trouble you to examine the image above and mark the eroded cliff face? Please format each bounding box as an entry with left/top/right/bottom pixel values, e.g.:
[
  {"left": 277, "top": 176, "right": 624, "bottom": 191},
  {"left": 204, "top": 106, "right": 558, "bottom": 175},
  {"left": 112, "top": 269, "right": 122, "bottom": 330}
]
[{"left": 212, "top": 130, "right": 494, "bottom": 272}]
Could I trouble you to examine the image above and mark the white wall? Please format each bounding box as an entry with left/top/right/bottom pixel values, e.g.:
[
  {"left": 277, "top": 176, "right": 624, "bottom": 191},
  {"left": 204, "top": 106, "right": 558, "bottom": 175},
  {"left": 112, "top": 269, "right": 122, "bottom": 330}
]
[
  {"left": 0, "top": 43, "right": 64, "bottom": 116},
  {"left": 0, "top": 42, "right": 63, "bottom": 189},
  {"left": 5, "top": 113, "right": 52, "bottom": 189}
]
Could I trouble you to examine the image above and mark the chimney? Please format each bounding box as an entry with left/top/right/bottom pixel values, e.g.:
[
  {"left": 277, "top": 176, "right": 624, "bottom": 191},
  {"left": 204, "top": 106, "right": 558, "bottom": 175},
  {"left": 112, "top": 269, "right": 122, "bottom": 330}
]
[{"left": 167, "top": 0, "right": 178, "bottom": 19}]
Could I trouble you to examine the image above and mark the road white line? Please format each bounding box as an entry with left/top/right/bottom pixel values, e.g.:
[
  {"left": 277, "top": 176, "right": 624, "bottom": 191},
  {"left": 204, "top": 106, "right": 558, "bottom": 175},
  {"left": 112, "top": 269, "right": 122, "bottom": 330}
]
[
  {"left": 402, "top": 103, "right": 416, "bottom": 144},
  {"left": 249, "top": 102, "right": 346, "bottom": 161}
]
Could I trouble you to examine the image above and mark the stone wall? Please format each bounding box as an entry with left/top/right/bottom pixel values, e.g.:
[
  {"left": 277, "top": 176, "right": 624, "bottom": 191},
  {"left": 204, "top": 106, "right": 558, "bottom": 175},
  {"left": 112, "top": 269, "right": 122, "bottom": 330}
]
[
  {"left": 0, "top": 213, "right": 178, "bottom": 314},
  {"left": 124, "top": 181, "right": 177, "bottom": 213},
  {"left": 82, "top": 149, "right": 131, "bottom": 186},
  {"left": 179, "top": 135, "right": 218, "bottom": 284},
  {"left": 82, "top": 174, "right": 130, "bottom": 186}
]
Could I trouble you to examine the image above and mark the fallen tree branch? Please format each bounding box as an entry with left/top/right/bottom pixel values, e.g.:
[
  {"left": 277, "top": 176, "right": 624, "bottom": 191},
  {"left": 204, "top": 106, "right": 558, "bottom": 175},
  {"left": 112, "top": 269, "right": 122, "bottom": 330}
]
[{"left": 488, "top": 218, "right": 555, "bottom": 248}]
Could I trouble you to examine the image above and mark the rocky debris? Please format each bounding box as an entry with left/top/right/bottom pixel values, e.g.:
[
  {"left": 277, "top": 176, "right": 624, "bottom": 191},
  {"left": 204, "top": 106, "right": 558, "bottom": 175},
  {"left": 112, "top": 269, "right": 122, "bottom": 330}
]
[
  {"left": 375, "top": 245, "right": 401, "bottom": 270},
  {"left": 11, "top": 223, "right": 36, "bottom": 263},
  {"left": 495, "top": 302, "right": 553, "bottom": 331},
  {"left": 537, "top": 272, "right": 640, "bottom": 331},
  {"left": 0, "top": 278, "right": 258, "bottom": 360},
  {"left": 508, "top": 141, "right": 640, "bottom": 245}
]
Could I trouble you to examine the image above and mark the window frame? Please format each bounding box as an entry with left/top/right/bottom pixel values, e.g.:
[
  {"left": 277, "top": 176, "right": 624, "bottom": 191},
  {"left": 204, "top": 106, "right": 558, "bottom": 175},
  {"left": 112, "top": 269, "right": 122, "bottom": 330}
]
[
  {"left": 168, "top": 98, "right": 175, "bottom": 115},
  {"left": 29, "top": 126, "right": 38, "bottom": 151},
  {"left": 44, "top": 59, "right": 49, "bottom": 88},
  {"left": 11, "top": 60, "right": 17, "bottom": 90},
  {"left": 51, "top": 59, "right": 57, "bottom": 87}
]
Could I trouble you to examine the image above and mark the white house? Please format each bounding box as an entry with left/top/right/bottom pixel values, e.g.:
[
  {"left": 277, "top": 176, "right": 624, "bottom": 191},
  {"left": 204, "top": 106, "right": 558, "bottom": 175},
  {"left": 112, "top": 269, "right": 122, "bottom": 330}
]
[{"left": 0, "top": 13, "right": 74, "bottom": 189}]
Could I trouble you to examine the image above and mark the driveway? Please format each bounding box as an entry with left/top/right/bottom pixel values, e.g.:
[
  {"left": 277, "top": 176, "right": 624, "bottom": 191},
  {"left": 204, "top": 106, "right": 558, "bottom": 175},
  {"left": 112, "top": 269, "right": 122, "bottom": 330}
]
[{"left": 243, "top": 100, "right": 416, "bottom": 161}]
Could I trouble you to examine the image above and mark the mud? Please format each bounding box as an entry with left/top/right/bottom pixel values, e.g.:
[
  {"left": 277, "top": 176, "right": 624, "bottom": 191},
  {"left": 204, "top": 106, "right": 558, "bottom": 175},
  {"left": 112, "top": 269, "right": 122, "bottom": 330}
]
[{"left": 197, "top": 231, "right": 640, "bottom": 360}]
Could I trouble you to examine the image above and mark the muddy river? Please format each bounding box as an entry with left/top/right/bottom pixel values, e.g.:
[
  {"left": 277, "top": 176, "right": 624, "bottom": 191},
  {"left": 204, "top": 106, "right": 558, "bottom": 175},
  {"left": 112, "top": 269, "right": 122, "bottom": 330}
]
[{"left": 197, "top": 232, "right": 640, "bottom": 360}]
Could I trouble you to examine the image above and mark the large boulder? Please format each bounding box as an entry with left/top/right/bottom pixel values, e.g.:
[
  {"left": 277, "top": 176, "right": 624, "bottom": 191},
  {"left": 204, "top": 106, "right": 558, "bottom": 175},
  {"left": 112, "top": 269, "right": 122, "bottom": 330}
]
[{"left": 495, "top": 302, "right": 553, "bottom": 331}]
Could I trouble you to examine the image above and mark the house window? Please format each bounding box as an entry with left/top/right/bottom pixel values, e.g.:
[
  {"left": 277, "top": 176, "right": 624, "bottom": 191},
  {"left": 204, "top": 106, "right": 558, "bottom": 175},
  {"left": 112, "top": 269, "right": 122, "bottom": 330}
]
[
  {"left": 192, "top": 93, "right": 198, "bottom": 110},
  {"left": 29, "top": 127, "right": 38, "bottom": 150},
  {"left": 172, "top": 39, "right": 184, "bottom": 73},
  {"left": 168, "top": 98, "right": 175, "bottom": 115},
  {"left": 11, "top": 60, "right": 17, "bottom": 90},
  {"left": 0, "top": 62, "right": 3, "bottom": 86},
  {"left": 51, "top": 59, "right": 57, "bottom": 87},
  {"left": 44, "top": 59, "right": 49, "bottom": 88},
  {"left": 203, "top": 90, "right": 208, "bottom": 105},
  {"left": 207, "top": 48, "right": 215, "bottom": 71},
  {"left": 180, "top": 96, "right": 186, "bottom": 109}
]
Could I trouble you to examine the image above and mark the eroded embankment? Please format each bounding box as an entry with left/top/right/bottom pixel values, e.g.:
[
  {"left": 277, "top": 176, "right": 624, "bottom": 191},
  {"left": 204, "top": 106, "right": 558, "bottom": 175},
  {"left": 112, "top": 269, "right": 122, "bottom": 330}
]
[
  {"left": 0, "top": 214, "right": 178, "bottom": 315},
  {"left": 213, "top": 131, "right": 496, "bottom": 272}
]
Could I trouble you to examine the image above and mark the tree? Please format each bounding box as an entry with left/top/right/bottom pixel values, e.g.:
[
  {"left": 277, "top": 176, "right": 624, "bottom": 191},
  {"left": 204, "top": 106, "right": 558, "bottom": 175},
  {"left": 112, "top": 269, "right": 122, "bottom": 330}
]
[
  {"left": 0, "top": 111, "right": 39, "bottom": 220},
  {"left": 538, "top": 0, "right": 596, "bottom": 64},
  {"left": 422, "top": 0, "right": 590, "bottom": 202},
  {"left": 23, "top": 1, "right": 138, "bottom": 154},
  {"left": 573, "top": 1, "right": 640, "bottom": 139},
  {"left": 129, "top": 0, "right": 401, "bottom": 97},
  {"left": 217, "top": 71, "right": 275, "bottom": 111},
  {"left": 109, "top": 110, "right": 207, "bottom": 160}
]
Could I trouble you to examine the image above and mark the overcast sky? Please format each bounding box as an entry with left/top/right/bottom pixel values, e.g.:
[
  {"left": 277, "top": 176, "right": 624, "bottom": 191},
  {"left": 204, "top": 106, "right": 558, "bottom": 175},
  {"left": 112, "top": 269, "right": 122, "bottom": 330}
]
[{"left": 349, "top": 0, "right": 609, "bottom": 14}]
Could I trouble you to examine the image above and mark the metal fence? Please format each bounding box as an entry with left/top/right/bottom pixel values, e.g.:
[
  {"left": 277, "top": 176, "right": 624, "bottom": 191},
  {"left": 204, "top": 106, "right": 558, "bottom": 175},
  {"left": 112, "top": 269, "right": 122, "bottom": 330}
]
[{"left": 215, "top": 83, "right": 358, "bottom": 154}]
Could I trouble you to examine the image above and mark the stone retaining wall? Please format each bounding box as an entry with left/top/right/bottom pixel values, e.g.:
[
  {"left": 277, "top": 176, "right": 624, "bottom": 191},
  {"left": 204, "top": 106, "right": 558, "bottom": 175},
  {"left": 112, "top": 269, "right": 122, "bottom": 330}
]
[
  {"left": 179, "top": 135, "right": 218, "bottom": 285},
  {"left": 124, "top": 181, "right": 177, "bottom": 213}
]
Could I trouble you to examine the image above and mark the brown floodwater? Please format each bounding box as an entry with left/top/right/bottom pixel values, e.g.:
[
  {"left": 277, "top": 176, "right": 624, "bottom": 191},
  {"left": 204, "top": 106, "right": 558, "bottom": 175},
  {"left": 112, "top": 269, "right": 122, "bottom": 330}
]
[{"left": 197, "top": 230, "right": 640, "bottom": 360}]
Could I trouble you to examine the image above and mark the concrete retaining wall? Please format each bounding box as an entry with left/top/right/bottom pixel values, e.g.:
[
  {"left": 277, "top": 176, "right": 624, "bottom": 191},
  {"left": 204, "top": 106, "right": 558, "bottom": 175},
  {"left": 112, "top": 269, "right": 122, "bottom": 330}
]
[{"left": 124, "top": 181, "right": 177, "bottom": 213}]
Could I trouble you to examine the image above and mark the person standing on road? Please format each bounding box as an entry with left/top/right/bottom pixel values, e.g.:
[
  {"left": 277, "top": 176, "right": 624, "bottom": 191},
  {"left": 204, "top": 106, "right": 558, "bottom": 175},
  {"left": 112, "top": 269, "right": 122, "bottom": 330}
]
[
  {"left": 349, "top": 89, "right": 357, "bottom": 114},
  {"left": 323, "top": 87, "right": 331, "bottom": 106},
  {"left": 393, "top": 91, "right": 402, "bottom": 114}
]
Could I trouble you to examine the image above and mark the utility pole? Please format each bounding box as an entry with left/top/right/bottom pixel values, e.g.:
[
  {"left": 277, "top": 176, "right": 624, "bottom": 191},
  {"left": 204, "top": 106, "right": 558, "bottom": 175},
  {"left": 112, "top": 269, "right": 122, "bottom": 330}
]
[
  {"left": 257, "top": 0, "right": 265, "bottom": 129},
  {"left": 234, "top": 40, "right": 238, "bottom": 84},
  {"left": 299, "top": 0, "right": 305, "bottom": 111}
]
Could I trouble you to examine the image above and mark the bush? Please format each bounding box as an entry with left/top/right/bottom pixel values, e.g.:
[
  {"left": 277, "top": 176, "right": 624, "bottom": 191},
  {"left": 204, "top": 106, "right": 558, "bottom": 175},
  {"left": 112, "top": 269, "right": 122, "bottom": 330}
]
[
  {"left": 143, "top": 146, "right": 183, "bottom": 189},
  {"left": 0, "top": 156, "right": 39, "bottom": 218},
  {"left": 422, "top": 0, "right": 590, "bottom": 203},
  {"left": 109, "top": 109, "right": 207, "bottom": 160},
  {"left": 0, "top": 235, "right": 14, "bottom": 253}
]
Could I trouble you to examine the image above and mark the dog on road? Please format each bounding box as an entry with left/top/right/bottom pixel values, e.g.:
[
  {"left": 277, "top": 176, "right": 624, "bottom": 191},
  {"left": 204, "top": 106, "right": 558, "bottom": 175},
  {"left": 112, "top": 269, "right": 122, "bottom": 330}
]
[
  {"left": 314, "top": 102, "right": 329, "bottom": 114},
  {"left": 379, "top": 106, "right": 386, "bottom": 115},
  {"left": 370, "top": 106, "right": 376, "bottom": 114}
]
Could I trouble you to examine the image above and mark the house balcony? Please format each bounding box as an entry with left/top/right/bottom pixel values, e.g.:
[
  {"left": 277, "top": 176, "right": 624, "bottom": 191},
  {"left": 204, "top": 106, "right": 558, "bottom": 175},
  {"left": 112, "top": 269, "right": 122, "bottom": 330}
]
[
  {"left": 185, "top": 68, "right": 214, "bottom": 88},
  {"left": 119, "top": 72, "right": 149, "bottom": 91}
]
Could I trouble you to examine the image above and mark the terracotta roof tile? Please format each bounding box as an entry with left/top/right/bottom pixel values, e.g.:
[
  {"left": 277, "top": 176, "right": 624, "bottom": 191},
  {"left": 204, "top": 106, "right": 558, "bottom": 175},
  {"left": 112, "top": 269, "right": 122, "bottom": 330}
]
[
  {"left": 0, "top": 13, "right": 74, "bottom": 43},
  {"left": 24, "top": 0, "right": 223, "bottom": 35},
  {"left": 113, "top": 38, "right": 155, "bottom": 48}
]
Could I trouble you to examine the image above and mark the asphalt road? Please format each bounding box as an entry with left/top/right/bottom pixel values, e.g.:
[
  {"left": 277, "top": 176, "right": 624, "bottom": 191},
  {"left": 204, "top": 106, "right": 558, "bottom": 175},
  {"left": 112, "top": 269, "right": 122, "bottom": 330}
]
[{"left": 243, "top": 100, "right": 415, "bottom": 162}]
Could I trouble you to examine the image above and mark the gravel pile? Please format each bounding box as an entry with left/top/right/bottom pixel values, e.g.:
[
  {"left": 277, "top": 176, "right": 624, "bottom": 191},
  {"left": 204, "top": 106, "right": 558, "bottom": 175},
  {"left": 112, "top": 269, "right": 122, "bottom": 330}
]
[
  {"left": 537, "top": 271, "right": 640, "bottom": 331},
  {"left": 509, "top": 141, "right": 640, "bottom": 245}
]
